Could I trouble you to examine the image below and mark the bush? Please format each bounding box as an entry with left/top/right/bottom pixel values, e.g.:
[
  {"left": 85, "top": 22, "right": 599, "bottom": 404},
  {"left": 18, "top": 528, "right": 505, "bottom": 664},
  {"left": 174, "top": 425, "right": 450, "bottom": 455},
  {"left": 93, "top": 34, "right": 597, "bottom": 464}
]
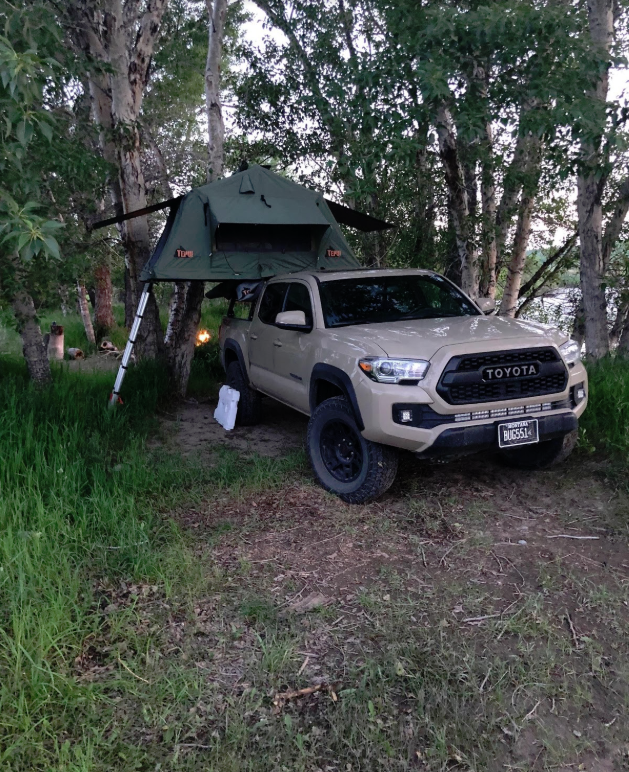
[{"left": 580, "top": 357, "right": 629, "bottom": 462}]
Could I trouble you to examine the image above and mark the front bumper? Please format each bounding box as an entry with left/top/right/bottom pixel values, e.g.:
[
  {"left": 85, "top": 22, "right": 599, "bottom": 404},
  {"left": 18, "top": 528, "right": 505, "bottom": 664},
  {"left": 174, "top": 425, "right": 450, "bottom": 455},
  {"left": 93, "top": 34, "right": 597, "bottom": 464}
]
[
  {"left": 417, "top": 411, "right": 578, "bottom": 459},
  {"left": 356, "top": 359, "right": 588, "bottom": 454}
]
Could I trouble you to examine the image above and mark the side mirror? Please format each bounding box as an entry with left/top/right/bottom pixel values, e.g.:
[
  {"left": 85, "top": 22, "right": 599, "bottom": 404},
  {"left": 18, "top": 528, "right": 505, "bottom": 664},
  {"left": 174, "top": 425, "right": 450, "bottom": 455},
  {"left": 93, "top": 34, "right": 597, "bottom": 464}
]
[
  {"left": 477, "top": 297, "right": 496, "bottom": 315},
  {"left": 275, "top": 310, "right": 312, "bottom": 331}
]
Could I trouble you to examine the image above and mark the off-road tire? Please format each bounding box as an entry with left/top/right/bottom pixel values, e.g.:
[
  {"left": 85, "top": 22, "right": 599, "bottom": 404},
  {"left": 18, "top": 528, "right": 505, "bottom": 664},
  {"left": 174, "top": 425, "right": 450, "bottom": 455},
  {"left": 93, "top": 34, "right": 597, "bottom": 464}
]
[
  {"left": 498, "top": 429, "right": 578, "bottom": 470},
  {"left": 226, "top": 360, "right": 262, "bottom": 426},
  {"left": 307, "top": 396, "right": 398, "bottom": 504}
]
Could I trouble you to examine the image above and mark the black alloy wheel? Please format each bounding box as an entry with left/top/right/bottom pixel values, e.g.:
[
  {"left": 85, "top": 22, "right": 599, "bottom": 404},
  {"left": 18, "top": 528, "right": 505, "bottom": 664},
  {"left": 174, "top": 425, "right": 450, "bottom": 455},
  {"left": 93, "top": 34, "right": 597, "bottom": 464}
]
[
  {"left": 319, "top": 418, "right": 364, "bottom": 483},
  {"left": 306, "top": 396, "right": 399, "bottom": 504}
]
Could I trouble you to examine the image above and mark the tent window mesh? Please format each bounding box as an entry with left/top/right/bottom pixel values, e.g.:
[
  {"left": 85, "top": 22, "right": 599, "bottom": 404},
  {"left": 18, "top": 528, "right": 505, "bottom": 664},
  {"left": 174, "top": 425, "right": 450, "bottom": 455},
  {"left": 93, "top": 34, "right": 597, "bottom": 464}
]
[{"left": 215, "top": 224, "right": 312, "bottom": 253}]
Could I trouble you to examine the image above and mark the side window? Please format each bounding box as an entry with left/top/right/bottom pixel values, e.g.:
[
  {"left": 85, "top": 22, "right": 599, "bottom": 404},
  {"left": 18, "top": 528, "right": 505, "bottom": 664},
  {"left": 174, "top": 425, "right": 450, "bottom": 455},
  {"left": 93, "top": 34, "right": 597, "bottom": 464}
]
[
  {"left": 257, "top": 283, "right": 288, "bottom": 325},
  {"left": 284, "top": 282, "right": 313, "bottom": 325}
]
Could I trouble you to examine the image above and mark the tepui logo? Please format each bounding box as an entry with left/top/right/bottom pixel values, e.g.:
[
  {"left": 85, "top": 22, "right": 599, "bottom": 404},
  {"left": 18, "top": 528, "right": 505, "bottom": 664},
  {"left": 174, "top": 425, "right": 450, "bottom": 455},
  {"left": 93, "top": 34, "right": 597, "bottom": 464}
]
[
  {"left": 175, "top": 246, "right": 194, "bottom": 258},
  {"left": 326, "top": 248, "right": 342, "bottom": 258}
]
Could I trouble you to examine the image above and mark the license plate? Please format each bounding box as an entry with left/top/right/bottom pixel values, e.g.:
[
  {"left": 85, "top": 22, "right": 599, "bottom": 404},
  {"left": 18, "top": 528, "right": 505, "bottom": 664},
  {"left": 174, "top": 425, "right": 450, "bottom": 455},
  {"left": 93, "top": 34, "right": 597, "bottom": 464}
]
[{"left": 498, "top": 418, "right": 539, "bottom": 448}]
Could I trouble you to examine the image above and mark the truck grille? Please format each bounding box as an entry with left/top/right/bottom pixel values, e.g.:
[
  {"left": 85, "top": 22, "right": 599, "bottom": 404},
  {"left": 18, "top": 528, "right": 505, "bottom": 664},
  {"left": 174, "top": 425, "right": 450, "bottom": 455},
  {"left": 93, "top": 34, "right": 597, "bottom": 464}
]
[{"left": 437, "top": 347, "right": 568, "bottom": 406}]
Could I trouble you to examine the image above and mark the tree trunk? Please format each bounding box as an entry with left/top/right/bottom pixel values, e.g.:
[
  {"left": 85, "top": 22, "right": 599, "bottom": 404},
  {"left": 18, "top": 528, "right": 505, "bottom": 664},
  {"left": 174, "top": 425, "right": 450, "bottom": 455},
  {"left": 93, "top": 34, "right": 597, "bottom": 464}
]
[
  {"left": 94, "top": 260, "right": 115, "bottom": 338},
  {"left": 618, "top": 308, "right": 629, "bottom": 355},
  {"left": 165, "top": 282, "right": 190, "bottom": 346},
  {"left": 576, "top": 0, "right": 614, "bottom": 359},
  {"left": 74, "top": 0, "right": 167, "bottom": 358},
  {"left": 167, "top": 281, "right": 206, "bottom": 397},
  {"left": 164, "top": 0, "right": 229, "bottom": 398},
  {"left": 205, "top": 0, "right": 227, "bottom": 182},
  {"left": 77, "top": 282, "right": 96, "bottom": 345},
  {"left": 435, "top": 104, "right": 477, "bottom": 296},
  {"left": 572, "top": 297, "right": 586, "bottom": 347},
  {"left": 499, "top": 190, "right": 536, "bottom": 317},
  {"left": 578, "top": 175, "right": 610, "bottom": 358},
  {"left": 610, "top": 295, "right": 629, "bottom": 348},
  {"left": 479, "top": 126, "right": 497, "bottom": 299},
  {"left": 12, "top": 291, "right": 51, "bottom": 385}
]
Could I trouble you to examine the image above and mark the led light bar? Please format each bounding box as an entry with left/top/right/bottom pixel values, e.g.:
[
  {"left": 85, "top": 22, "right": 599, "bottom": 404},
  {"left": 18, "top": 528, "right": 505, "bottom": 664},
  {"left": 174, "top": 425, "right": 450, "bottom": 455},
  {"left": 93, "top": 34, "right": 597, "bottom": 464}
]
[{"left": 450, "top": 400, "right": 566, "bottom": 424}]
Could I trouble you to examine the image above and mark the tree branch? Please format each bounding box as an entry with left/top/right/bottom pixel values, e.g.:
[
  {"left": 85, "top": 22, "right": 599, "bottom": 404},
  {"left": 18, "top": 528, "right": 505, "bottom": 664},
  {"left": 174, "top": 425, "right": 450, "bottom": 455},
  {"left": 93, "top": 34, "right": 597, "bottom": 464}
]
[
  {"left": 130, "top": 0, "right": 168, "bottom": 114},
  {"left": 517, "top": 233, "right": 577, "bottom": 299},
  {"left": 602, "top": 175, "right": 629, "bottom": 270}
]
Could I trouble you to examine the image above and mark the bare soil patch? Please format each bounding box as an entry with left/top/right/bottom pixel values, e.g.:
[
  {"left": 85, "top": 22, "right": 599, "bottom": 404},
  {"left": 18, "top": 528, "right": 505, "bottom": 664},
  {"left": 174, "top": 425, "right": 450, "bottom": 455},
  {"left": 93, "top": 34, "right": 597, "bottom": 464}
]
[{"left": 153, "top": 399, "right": 629, "bottom": 770}]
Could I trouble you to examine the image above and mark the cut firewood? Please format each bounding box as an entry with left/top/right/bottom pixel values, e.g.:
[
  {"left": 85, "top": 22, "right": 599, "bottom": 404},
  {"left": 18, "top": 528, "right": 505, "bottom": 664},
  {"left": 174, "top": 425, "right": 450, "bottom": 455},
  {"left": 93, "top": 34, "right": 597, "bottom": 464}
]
[
  {"left": 66, "top": 347, "right": 85, "bottom": 360},
  {"left": 47, "top": 322, "right": 64, "bottom": 361}
]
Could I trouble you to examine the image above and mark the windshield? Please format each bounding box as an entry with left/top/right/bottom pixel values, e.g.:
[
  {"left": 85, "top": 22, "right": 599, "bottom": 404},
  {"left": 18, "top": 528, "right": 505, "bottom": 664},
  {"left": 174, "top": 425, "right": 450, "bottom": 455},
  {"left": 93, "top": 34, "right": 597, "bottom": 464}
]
[{"left": 319, "top": 274, "right": 480, "bottom": 328}]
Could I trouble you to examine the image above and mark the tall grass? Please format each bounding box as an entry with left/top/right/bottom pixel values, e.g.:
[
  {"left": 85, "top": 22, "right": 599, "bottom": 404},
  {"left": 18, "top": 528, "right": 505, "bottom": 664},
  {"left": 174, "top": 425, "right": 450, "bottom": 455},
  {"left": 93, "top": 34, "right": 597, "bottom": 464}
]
[
  {"left": 580, "top": 357, "right": 629, "bottom": 462},
  {"left": 0, "top": 356, "right": 299, "bottom": 771}
]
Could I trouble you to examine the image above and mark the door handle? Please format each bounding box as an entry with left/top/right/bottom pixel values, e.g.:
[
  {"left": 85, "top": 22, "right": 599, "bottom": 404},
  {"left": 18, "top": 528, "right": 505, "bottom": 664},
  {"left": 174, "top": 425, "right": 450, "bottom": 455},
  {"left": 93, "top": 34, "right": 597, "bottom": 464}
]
[
  {"left": 273, "top": 340, "right": 282, "bottom": 347},
  {"left": 250, "top": 334, "right": 258, "bottom": 340}
]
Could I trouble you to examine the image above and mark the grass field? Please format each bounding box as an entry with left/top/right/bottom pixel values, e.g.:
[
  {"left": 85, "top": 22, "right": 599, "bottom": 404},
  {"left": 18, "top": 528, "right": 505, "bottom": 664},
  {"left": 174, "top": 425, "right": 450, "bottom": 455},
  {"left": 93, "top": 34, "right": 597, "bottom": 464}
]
[{"left": 1, "top": 329, "right": 629, "bottom": 770}]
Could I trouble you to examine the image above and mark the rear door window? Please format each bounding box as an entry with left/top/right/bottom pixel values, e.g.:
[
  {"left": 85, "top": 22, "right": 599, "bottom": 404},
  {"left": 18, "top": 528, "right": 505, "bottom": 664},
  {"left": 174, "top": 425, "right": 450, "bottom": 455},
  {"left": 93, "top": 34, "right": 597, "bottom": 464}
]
[
  {"left": 257, "top": 283, "right": 289, "bottom": 325},
  {"left": 284, "top": 283, "right": 313, "bottom": 325}
]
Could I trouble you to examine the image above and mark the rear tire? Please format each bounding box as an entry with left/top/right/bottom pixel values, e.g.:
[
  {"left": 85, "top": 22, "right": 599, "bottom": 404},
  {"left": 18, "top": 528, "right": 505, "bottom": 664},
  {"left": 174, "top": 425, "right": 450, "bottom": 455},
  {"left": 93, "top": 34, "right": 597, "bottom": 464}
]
[
  {"left": 498, "top": 429, "right": 578, "bottom": 470},
  {"left": 307, "top": 396, "right": 398, "bottom": 504},
  {"left": 226, "top": 360, "right": 262, "bottom": 426}
]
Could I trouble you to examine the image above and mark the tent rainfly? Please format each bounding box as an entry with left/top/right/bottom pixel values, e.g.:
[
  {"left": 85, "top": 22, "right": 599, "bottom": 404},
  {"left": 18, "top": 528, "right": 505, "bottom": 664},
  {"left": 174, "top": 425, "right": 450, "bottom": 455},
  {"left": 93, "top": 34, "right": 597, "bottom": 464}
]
[{"left": 96, "top": 164, "right": 393, "bottom": 405}]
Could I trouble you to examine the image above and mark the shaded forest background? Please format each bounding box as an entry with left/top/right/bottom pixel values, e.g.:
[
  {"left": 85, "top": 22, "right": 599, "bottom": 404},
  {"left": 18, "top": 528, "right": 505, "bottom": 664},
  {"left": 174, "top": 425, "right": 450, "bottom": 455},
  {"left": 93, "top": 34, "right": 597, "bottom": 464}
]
[{"left": 2, "top": 0, "right": 629, "bottom": 394}]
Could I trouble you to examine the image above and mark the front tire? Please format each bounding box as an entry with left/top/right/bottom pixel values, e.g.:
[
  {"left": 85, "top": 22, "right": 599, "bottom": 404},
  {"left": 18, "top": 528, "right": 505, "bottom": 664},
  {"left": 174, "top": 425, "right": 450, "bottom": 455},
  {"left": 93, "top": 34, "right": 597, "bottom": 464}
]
[
  {"left": 498, "top": 429, "right": 578, "bottom": 470},
  {"left": 226, "top": 360, "right": 262, "bottom": 426},
  {"left": 307, "top": 396, "right": 398, "bottom": 504}
]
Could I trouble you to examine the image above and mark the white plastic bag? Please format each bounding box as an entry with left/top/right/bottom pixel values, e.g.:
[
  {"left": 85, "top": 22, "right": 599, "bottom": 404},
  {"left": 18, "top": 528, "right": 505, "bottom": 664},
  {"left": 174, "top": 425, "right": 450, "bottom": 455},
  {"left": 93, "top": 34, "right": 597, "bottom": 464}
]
[{"left": 214, "top": 385, "right": 240, "bottom": 431}]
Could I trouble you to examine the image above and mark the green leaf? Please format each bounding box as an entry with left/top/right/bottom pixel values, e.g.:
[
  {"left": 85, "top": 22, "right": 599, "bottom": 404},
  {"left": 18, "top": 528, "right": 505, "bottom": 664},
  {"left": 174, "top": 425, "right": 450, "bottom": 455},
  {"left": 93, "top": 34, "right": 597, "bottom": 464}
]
[{"left": 41, "top": 235, "right": 60, "bottom": 259}]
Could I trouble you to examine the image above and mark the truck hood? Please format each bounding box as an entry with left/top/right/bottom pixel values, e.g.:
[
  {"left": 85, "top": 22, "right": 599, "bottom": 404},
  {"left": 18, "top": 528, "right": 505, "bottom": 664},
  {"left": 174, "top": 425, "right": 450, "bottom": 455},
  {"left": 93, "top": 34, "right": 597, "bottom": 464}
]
[{"left": 334, "top": 315, "right": 567, "bottom": 359}]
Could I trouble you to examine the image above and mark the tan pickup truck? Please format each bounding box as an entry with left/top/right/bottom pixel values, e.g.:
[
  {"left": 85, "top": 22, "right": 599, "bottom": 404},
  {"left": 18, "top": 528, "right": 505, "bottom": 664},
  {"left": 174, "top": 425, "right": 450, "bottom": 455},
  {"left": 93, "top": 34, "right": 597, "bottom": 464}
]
[{"left": 218, "top": 269, "right": 587, "bottom": 503}]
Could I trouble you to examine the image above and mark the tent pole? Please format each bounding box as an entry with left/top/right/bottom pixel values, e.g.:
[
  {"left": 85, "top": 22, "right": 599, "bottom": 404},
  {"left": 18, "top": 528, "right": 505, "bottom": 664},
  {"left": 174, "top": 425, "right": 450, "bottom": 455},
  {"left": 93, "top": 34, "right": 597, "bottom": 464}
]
[{"left": 109, "top": 282, "right": 153, "bottom": 407}]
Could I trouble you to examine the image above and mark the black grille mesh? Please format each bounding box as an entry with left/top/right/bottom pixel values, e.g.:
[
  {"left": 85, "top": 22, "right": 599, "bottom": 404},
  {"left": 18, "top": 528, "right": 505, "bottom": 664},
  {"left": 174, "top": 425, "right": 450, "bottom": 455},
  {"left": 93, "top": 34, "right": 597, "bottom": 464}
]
[
  {"left": 448, "top": 373, "right": 567, "bottom": 404},
  {"left": 438, "top": 347, "right": 568, "bottom": 405}
]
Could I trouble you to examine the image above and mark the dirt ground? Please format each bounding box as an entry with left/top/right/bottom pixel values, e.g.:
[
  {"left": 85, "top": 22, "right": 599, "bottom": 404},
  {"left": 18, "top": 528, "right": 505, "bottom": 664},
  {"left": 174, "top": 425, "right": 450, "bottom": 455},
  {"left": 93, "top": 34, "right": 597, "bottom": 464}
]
[{"left": 152, "top": 397, "right": 629, "bottom": 771}]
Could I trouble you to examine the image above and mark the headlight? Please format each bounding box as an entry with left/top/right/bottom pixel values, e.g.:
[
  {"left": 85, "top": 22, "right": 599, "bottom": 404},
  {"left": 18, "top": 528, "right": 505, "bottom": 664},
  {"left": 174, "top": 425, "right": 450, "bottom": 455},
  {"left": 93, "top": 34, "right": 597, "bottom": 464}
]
[
  {"left": 359, "top": 357, "right": 430, "bottom": 383},
  {"left": 559, "top": 339, "right": 581, "bottom": 365}
]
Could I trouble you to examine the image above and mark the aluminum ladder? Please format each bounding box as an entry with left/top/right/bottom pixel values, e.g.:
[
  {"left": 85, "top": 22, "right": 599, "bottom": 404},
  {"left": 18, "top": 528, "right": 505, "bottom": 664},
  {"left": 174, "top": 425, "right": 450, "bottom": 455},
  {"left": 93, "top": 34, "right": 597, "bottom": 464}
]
[{"left": 109, "top": 282, "right": 152, "bottom": 407}]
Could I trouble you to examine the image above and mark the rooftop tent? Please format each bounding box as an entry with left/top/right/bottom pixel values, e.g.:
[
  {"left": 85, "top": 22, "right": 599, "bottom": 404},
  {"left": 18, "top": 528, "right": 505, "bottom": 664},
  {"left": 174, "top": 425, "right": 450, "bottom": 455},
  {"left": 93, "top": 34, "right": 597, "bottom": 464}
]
[{"left": 139, "top": 165, "right": 364, "bottom": 282}]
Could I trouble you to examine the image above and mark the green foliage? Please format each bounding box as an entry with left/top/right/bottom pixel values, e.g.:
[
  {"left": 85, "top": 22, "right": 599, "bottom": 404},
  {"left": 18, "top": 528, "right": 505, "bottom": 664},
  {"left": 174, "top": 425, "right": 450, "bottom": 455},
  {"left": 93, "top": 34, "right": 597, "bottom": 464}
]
[
  {"left": 0, "top": 358, "right": 298, "bottom": 770},
  {"left": 0, "top": 2, "right": 108, "bottom": 311},
  {"left": 580, "top": 357, "right": 629, "bottom": 463}
]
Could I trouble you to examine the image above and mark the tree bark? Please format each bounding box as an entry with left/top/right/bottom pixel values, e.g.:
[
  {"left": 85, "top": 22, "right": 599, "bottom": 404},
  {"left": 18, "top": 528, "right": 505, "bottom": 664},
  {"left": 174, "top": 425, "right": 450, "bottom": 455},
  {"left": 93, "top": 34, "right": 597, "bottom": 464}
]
[
  {"left": 435, "top": 104, "right": 478, "bottom": 296},
  {"left": 94, "top": 260, "right": 116, "bottom": 338},
  {"left": 479, "top": 122, "right": 497, "bottom": 299},
  {"left": 498, "top": 136, "right": 540, "bottom": 318},
  {"left": 167, "top": 281, "right": 206, "bottom": 397},
  {"left": 610, "top": 295, "right": 629, "bottom": 348},
  {"left": 205, "top": 0, "right": 227, "bottom": 182},
  {"left": 618, "top": 307, "right": 629, "bottom": 355},
  {"left": 499, "top": 190, "right": 536, "bottom": 317},
  {"left": 71, "top": 0, "right": 167, "bottom": 358},
  {"left": 164, "top": 0, "right": 229, "bottom": 398},
  {"left": 576, "top": 0, "right": 614, "bottom": 359},
  {"left": 77, "top": 282, "right": 96, "bottom": 345},
  {"left": 12, "top": 291, "right": 51, "bottom": 385}
]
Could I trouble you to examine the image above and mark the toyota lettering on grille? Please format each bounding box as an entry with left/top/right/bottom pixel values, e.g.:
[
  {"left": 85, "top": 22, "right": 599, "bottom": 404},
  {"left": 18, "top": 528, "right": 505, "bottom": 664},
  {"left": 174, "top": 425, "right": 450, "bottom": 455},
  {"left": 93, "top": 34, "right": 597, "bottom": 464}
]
[{"left": 481, "top": 362, "right": 540, "bottom": 381}]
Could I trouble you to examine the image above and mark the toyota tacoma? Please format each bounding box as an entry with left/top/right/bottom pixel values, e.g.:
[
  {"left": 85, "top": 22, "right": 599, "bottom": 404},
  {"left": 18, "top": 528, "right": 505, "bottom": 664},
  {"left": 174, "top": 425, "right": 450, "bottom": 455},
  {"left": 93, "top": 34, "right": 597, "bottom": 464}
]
[{"left": 218, "top": 269, "right": 587, "bottom": 503}]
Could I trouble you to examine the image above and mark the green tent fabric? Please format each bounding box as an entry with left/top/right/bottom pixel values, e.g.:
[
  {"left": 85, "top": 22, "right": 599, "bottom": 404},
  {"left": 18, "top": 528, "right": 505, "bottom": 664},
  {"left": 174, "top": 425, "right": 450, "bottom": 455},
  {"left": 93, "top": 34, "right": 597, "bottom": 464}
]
[{"left": 140, "top": 165, "right": 361, "bottom": 282}]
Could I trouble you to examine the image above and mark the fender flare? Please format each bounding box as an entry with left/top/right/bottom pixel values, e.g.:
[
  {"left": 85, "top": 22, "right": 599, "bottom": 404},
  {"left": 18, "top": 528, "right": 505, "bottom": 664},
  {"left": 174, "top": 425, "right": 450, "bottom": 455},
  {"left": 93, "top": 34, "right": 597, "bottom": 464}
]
[
  {"left": 309, "top": 363, "right": 364, "bottom": 431},
  {"left": 223, "top": 339, "right": 250, "bottom": 384}
]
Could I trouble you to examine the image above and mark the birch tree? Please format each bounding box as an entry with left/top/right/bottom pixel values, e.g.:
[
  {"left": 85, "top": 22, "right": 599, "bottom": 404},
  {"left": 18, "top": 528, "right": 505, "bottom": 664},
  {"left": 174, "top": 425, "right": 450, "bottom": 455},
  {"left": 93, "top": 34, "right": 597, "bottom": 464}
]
[
  {"left": 165, "top": 0, "right": 229, "bottom": 396},
  {"left": 66, "top": 0, "right": 168, "bottom": 359}
]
